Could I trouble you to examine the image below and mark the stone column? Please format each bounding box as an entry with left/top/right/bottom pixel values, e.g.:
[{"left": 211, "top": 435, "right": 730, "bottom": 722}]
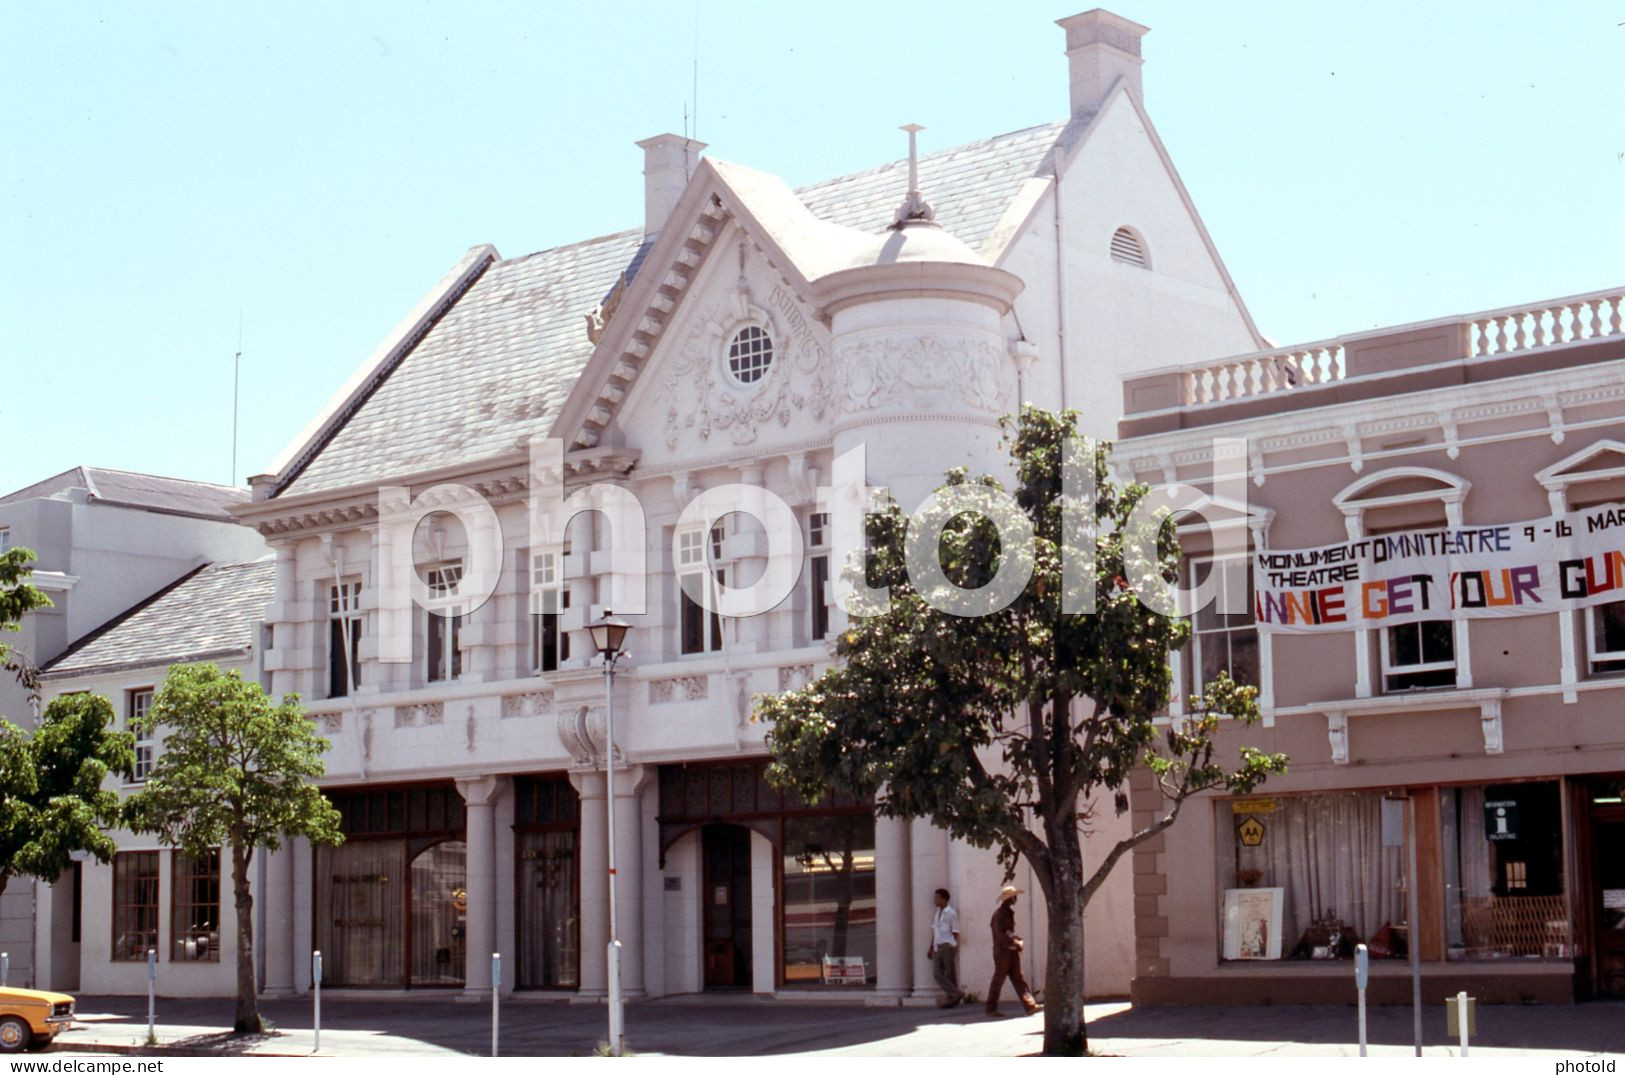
[
  {"left": 873, "top": 814, "right": 911, "bottom": 999},
  {"left": 261, "top": 844, "right": 296, "bottom": 995},
  {"left": 611, "top": 766, "right": 650, "bottom": 998},
  {"left": 457, "top": 775, "right": 505, "bottom": 997},
  {"left": 571, "top": 769, "right": 609, "bottom": 999},
  {"left": 909, "top": 818, "right": 950, "bottom": 1002}
]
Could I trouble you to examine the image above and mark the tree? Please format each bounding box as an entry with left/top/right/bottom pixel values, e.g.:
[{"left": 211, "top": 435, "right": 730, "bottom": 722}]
[
  {"left": 0, "top": 544, "right": 51, "bottom": 705},
  {"left": 124, "top": 664, "right": 342, "bottom": 1034},
  {"left": 759, "top": 406, "right": 1288, "bottom": 1056},
  {"left": 0, "top": 694, "right": 133, "bottom": 904},
  {"left": 0, "top": 548, "right": 126, "bottom": 908}
]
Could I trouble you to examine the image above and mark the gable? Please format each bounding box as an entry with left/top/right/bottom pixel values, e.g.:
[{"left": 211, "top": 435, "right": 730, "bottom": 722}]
[
  {"left": 613, "top": 222, "right": 836, "bottom": 464},
  {"left": 264, "top": 125, "right": 1066, "bottom": 499}
]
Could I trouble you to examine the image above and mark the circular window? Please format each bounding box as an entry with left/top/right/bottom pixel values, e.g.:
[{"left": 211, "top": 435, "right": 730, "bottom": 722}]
[{"left": 727, "top": 325, "right": 774, "bottom": 385}]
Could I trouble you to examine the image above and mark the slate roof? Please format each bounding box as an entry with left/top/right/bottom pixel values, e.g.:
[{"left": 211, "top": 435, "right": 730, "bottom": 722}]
[
  {"left": 0, "top": 466, "right": 248, "bottom": 521},
  {"left": 277, "top": 121, "right": 1067, "bottom": 499},
  {"left": 41, "top": 558, "right": 275, "bottom": 678}
]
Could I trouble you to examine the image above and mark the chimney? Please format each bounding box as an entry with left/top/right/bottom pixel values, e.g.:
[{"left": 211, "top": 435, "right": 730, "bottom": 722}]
[
  {"left": 1056, "top": 9, "right": 1150, "bottom": 116},
  {"left": 636, "top": 133, "right": 706, "bottom": 242}
]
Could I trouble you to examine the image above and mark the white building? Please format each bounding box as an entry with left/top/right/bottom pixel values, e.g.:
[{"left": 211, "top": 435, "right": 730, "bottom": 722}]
[
  {"left": 34, "top": 559, "right": 275, "bottom": 996},
  {"left": 0, "top": 468, "right": 264, "bottom": 990},
  {"left": 49, "top": 8, "right": 1265, "bottom": 1003}
]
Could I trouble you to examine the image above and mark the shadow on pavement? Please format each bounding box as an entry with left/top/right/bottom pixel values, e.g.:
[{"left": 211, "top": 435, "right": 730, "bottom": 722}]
[{"left": 1083, "top": 1000, "right": 1625, "bottom": 1055}]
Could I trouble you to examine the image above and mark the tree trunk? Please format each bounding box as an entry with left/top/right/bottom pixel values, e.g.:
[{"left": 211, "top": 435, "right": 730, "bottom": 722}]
[
  {"left": 1041, "top": 819, "right": 1088, "bottom": 1056},
  {"left": 231, "top": 842, "right": 259, "bottom": 1034}
]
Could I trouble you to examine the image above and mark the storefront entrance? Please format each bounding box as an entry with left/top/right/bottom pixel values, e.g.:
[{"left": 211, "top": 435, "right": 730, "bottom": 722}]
[
  {"left": 702, "top": 824, "right": 752, "bottom": 989},
  {"left": 658, "top": 759, "right": 877, "bottom": 991},
  {"left": 1588, "top": 796, "right": 1625, "bottom": 997},
  {"left": 514, "top": 775, "right": 580, "bottom": 990},
  {"left": 315, "top": 784, "right": 468, "bottom": 988}
]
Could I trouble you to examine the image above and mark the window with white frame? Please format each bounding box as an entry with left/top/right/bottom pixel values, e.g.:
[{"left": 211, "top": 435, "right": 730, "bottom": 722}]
[
  {"left": 328, "top": 580, "right": 363, "bottom": 699},
  {"left": 1586, "top": 601, "right": 1625, "bottom": 675},
  {"left": 128, "top": 688, "right": 155, "bottom": 782},
  {"left": 808, "top": 512, "right": 831, "bottom": 643},
  {"left": 530, "top": 544, "right": 572, "bottom": 674},
  {"left": 0, "top": 526, "right": 11, "bottom": 552},
  {"left": 1381, "top": 619, "right": 1457, "bottom": 691},
  {"left": 1338, "top": 474, "right": 1467, "bottom": 695},
  {"left": 1189, "top": 553, "right": 1258, "bottom": 690},
  {"left": 1566, "top": 481, "right": 1625, "bottom": 678},
  {"left": 677, "top": 525, "right": 725, "bottom": 655},
  {"left": 424, "top": 562, "right": 464, "bottom": 682}
]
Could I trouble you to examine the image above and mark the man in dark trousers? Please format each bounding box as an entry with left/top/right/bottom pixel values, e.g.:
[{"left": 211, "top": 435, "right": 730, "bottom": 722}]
[
  {"left": 986, "top": 884, "right": 1041, "bottom": 1017},
  {"left": 927, "top": 887, "right": 963, "bottom": 1006}
]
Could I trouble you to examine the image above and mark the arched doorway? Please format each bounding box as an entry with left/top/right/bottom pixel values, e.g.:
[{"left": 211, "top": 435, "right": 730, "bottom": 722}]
[
  {"left": 408, "top": 839, "right": 467, "bottom": 987},
  {"left": 702, "top": 823, "right": 752, "bottom": 988}
]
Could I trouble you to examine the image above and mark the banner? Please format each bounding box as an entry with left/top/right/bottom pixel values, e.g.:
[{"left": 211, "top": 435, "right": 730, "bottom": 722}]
[{"left": 1253, "top": 502, "right": 1625, "bottom": 634}]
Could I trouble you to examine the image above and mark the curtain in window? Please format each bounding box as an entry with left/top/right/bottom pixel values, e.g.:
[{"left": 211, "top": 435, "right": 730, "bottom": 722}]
[
  {"left": 1223, "top": 792, "right": 1404, "bottom": 955},
  {"left": 409, "top": 840, "right": 467, "bottom": 986},
  {"left": 518, "top": 830, "right": 579, "bottom": 988},
  {"left": 317, "top": 840, "right": 405, "bottom": 986}
]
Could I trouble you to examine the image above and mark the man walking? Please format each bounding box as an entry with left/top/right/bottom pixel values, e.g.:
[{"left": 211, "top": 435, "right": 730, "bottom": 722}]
[
  {"left": 986, "top": 885, "right": 1040, "bottom": 1017},
  {"left": 927, "top": 888, "right": 962, "bottom": 1006}
]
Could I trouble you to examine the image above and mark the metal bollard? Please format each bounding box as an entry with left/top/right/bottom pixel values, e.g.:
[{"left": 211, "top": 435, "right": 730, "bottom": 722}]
[
  {"left": 1, "top": 951, "right": 8, "bottom": 987},
  {"left": 1447, "top": 991, "right": 1475, "bottom": 1057},
  {"left": 608, "top": 940, "right": 623, "bottom": 1056},
  {"left": 491, "top": 953, "right": 501, "bottom": 1057},
  {"left": 1354, "top": 944, "right": 1369, "bottom": 1057},
  {"left": 146, "top": 949, "right": 157, "bottom": 1042},
  {"left": 312, "top": 951, "right": 323, "bottom": 1053}
]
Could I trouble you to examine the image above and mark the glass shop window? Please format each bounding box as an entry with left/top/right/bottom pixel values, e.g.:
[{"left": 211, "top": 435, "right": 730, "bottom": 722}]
[
  {"left": 1216, "top": 791, "right": 1407, "bottom": 962},
  {"left": 1440, "top": 781, "right": 1570, "bottom": 960}
]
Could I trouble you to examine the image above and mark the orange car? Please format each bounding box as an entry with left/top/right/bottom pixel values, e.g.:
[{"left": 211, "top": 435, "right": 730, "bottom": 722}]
[{"left": 0, "top": 987, "right": 75, "bottom": 1052}]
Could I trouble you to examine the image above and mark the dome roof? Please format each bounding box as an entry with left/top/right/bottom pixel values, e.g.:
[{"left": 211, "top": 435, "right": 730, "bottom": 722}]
[{"left": 844, "top": 223, "right": 986, "bottom": 271}]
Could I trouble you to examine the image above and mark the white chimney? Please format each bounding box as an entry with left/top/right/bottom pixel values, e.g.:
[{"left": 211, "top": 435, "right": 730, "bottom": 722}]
[
  {"left": 636, "top": 133, "right": 706, "bottom": 242},
  {"left": 1056, "top": 9, "right": 1150, "bottom": 116}
]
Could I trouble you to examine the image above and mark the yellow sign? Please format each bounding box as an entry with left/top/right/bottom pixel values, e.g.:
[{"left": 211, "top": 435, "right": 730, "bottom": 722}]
[
  {"left": 1238, "top": 817, "right": 1266, "bottom": 847},
  {"left": 1231, "top": 797, "right": 1278, "bottom": 815}
]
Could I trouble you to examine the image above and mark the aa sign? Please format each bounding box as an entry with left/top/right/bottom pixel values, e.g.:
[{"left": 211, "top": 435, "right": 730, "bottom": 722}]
[{"left": 1253, "top": 501, "right": 1625, "bottom": 634}]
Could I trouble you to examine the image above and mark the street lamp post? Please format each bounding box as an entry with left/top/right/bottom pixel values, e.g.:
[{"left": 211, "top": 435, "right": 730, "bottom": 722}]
[{"left": 588, "top": 610, "right": 631, "bottom": 1057}]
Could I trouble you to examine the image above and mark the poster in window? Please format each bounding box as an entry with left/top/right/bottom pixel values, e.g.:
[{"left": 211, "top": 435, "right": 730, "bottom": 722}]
[{"left": 1222, "top": 887, "right": 1284, "bottom": 961}]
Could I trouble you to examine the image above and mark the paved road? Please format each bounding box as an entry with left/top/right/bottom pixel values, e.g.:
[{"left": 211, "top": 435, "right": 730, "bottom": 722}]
[{"left": 53, "top": 994, "right": 1625, "bottom": 1057}]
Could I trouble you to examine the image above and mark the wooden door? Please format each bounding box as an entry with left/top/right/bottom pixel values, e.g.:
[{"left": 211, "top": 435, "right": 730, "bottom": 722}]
[
  {"left": 702, "top": 824, "right": 752, "bottom": 988},
  {"left": 1594, "top": 816, "right": 1625, "bottom": 997}
]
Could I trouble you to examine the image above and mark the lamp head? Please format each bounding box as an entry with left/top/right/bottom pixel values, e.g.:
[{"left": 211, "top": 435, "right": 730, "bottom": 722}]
[{"left": 588, "top": 609, "right": 631, "bottom": 659}]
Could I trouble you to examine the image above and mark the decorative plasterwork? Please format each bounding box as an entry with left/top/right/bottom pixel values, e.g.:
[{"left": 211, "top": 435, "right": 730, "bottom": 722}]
[
  {"left": 663, "top": 288, "right": 835, "bottom": 451},
  {"left": 831, "top": 334, "right": 1015, "bottom": 418},
  {"left": 501, "top": 690, "right": 554, "bottom": 719},
  {"left": 1316, "top": 689, "right": 1506, "bottom": 765},
  {"left": 777, "top": 664, "right": 815, "bottom": 692},
  {"left": 1119, "top": 364, "right": 1625, "bottom": 489},
  {"left": 574, "top": 199, "right": 731, "bottom": 450},
  {"left": 394, "top": 701, "right": 444, "bottom": 728},
  {"left": 246, "top": 449, "right": 638, "bottom": 538},
  {"left": 556, "top": 704, "right": 618, "bottom": 766},
  {"left": 650, "top": 675, "right": 709, "bottom": 704},
  {"left": 1332, "top": 466, "right": 1470, "bottom": 530}
]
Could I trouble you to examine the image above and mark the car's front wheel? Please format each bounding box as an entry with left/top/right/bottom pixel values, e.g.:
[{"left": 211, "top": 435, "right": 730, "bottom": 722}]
[{"left": 0, "top": 1016, "right": 32, "bottom": 1053}]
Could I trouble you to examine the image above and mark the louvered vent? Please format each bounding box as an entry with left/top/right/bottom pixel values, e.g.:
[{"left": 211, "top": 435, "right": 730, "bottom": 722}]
[{"left": 1110, "top": 226, "right": 1148, "bottom": 268}]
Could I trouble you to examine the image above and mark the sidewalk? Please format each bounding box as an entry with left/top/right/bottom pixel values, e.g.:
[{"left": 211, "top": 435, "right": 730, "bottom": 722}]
[{"left": 51, "top": 994, "right": 1625, "bottom": 1057}]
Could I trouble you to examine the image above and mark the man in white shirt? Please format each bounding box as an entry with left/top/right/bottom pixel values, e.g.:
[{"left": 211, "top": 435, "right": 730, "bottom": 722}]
[{"left": 927, "top": 887, "right": 963, "bottom": 1007}]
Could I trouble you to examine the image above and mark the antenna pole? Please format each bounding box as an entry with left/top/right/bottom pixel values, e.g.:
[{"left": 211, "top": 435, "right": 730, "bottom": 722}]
[
  {"left": 232, "top": 313, "right": 242, "bottom": 486},
  {"left": 692, "top": 2, "right": 699, "bottom": 144}
]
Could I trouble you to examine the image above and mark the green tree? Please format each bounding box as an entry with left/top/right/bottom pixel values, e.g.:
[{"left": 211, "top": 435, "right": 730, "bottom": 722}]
[
  {"left": 0, "top": 544, "right": 51, "bottom": 701},
  {"left": 0, "top": 693, "right": 133, "bottom": 904},
  {"left": 759, "top": 406, "right": 1287, "bottom": 1056},
  {"left": 124, "top": 664, "right": 342, "bottom": 1034}
]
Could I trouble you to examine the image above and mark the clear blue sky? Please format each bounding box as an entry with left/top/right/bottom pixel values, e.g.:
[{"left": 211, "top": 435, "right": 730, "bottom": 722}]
[{"left": 5, "top": 2, "right": 1621, "bottom": 494}]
